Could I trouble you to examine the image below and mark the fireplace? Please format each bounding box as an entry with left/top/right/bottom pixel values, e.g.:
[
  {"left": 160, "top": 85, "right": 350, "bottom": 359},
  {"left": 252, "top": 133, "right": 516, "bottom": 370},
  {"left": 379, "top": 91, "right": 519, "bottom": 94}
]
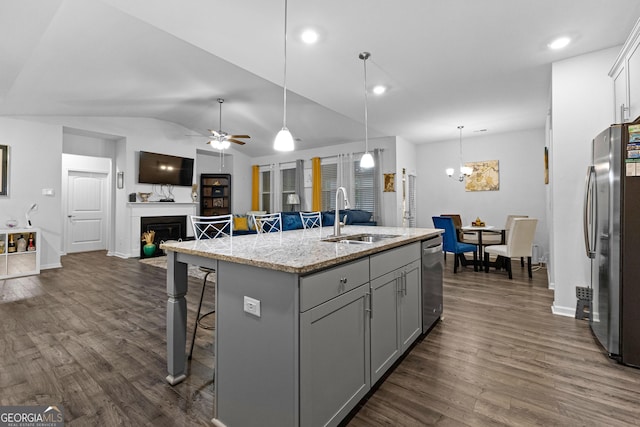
[{"left": 140, "top": 215, "right": 187, "bottom": 258}]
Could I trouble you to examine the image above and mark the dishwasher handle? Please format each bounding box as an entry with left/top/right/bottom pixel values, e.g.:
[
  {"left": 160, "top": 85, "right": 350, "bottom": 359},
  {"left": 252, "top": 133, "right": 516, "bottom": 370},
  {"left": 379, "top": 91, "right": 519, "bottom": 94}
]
[{"left": 423, "top": 243, "right": 443, "bottom": 255}]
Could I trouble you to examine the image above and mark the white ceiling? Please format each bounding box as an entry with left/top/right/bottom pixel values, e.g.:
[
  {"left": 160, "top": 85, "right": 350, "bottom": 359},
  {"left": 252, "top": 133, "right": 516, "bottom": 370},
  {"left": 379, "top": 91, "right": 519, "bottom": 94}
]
[{"left": 1, "top": 0, "right": 639, "bottom": 157}]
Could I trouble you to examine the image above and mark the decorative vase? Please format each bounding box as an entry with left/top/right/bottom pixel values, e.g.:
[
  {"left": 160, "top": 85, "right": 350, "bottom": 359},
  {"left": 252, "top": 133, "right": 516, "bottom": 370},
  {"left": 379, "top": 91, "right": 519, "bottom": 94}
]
[
  {"left": 143, "top": 243, "right": 157, "bottom": 257},
  {"left": 191, "top": 190, "right": 198, "bottom": 203}
]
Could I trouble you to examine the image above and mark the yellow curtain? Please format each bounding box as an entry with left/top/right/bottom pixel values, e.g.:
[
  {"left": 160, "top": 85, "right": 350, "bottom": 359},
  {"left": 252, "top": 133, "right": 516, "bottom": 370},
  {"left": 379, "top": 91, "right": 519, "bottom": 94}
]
[
  {"left": 251, "top": 165, "right": 259, "bottom": 210},
  {"left": 312, "top": 157, "right": 322, "bottom": 211}
]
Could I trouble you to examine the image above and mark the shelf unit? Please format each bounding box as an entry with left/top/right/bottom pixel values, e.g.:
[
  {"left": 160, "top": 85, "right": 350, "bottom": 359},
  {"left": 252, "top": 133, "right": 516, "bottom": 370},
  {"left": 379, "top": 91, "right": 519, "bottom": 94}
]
[
  {"left": 200, "top": 174, "right": 231, "bottom": 216},
  {"left": 0, "top": 227, "right": 41, "bottom": 279}
]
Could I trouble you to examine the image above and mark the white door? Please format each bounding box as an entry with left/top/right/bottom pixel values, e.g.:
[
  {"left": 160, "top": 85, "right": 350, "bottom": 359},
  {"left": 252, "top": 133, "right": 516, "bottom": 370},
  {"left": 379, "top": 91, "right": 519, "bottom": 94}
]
[{"left": 66, "top": 171, "right": 108, "bottom": 253}]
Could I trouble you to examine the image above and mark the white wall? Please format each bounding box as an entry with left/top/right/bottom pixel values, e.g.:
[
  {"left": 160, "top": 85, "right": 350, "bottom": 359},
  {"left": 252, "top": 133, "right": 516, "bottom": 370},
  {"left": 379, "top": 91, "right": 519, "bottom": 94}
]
[
  {"left": 550, "top": 46, "right": 619, "bottom": 316},
  {"left": 415, "top": 128, "right": 549, "bottom": 258},
  {"left": 0, "top": 117, "right": 63, "bottom": 269}
]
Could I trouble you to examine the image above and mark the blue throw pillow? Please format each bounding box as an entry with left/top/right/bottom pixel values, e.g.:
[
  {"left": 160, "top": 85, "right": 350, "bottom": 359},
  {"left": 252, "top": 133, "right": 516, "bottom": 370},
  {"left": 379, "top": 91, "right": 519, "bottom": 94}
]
[
  {"left": 322, "top": 211, "right": 335, "bottom": 226},
  {"left": 282, "top": 212, "right": 303, "bottom": 231},
  {"left": 346, "top": 209, "right": 373, "bottom": 224}
]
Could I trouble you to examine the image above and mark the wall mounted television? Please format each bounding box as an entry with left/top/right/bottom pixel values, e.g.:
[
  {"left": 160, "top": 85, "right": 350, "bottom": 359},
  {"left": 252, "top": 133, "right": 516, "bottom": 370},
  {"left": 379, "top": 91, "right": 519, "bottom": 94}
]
[{"left": 138, "top": 151, "right": 194, "bottom": 187}]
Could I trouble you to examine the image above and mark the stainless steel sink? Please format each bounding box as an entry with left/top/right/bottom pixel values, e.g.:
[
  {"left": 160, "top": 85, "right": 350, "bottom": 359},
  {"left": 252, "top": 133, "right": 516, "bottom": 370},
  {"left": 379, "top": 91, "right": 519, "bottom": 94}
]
[{"left": 322, "top": 233, "right": 400, "bottom": 244}]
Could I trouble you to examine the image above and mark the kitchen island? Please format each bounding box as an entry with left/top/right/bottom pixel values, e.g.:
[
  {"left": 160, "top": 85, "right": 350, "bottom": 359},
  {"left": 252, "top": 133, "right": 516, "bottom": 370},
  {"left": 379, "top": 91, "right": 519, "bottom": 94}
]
[{"left": 161, "top": 225, "right": 442, "bottom": 427}]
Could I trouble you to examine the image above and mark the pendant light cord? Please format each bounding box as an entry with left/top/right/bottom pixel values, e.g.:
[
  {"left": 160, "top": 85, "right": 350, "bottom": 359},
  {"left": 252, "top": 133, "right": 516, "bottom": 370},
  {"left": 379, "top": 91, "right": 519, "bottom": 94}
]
[
  {"left": 458, "top": 125, "right": 464, "bottom": 168},
  {"left": 282, "top": 0, "right": 288, "bottom": 129},
  {"left": 218, "top": 98, "right": 223, "bottom": 134},
  {"left": 363, "top": 54, "right": 369, "bottom": 153}
]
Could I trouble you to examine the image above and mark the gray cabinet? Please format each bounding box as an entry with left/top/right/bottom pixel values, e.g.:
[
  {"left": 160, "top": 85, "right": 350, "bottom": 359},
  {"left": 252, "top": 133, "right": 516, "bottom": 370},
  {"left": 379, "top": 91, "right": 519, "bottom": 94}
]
[
  {"left": 369, "top": 243, "right": 421, "bottom": 384},
  {"left": 399, "top": 259, "right": 422, "bottom": 349},
  {"left": 300, "top": 258, "right": 370, "bottom": 427},
  {"left": 300, "top": 284, "right": 370, "bottom": 427},
  {"left": 298, "top": 242, "right": 424, "bottom": 426}
]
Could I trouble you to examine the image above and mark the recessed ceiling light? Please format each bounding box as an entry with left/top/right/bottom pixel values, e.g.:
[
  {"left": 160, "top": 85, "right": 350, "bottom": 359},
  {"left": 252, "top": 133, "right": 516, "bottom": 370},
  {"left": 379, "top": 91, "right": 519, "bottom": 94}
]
[
  {"left": 372, "top": 85, "right": 387, "bottom": 95},
  {"left": 301, "top": 29, "right": 319, "bottom": 44},
  {"left": 548, "top": 37, "right": 571, "bottom": 50}
]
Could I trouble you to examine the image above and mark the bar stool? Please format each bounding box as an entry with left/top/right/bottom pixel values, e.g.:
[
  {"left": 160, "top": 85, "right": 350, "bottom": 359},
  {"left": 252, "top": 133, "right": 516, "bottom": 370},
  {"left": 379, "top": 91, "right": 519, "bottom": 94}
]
[{"left": 188, "top": 214, "right": 233, "bottom": 359}]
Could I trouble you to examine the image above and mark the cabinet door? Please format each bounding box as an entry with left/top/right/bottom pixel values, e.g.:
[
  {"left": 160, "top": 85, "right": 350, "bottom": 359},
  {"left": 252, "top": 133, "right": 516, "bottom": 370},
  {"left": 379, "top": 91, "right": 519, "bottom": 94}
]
[
  {"left": 300, "top": 284, "right": 370, "bottom": 427},
  {"left": 628, "top": 41, "right": 640, "bottom": 122},
  {"left": 399, "top": 260, "right": 422, "bottom": 350},
  {"left": 370, "top": 270, "right": 400, "bottom": 384},
  {"left": 613, "top": 65, "right": 627, "bottom": 123}
]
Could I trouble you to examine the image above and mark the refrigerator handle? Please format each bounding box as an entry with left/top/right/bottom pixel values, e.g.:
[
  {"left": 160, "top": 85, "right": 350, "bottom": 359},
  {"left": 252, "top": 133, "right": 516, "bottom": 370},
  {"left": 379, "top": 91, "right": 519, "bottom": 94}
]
[{"left": 583, "top": 165, "right": 596, "bottom": 259}]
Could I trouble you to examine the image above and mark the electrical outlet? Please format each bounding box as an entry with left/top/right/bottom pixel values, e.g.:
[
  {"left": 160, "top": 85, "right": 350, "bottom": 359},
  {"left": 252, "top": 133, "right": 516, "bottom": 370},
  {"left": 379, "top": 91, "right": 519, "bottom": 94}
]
[{"left": 243, "top": 296, "right": 261, "bottom": 317}]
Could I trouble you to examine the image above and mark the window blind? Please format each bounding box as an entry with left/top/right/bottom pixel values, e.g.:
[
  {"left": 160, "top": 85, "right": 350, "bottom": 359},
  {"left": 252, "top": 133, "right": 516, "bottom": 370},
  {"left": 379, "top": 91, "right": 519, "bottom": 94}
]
[{"left": 321, "top": 163, "right": 338, "bottom": 210}]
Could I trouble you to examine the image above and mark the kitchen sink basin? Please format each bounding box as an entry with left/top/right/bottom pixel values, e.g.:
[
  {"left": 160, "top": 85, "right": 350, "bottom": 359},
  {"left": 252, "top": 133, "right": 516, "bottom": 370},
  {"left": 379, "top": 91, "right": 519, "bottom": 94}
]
[{"left": 322, "top": 233, "right": 400, "bottom": 244}]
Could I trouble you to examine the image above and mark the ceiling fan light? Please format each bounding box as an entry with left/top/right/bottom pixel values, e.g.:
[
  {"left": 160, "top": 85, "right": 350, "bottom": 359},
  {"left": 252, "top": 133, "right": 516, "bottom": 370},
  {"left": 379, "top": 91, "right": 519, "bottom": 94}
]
[
  {"left": 274, "top": 127, "right": 294, "bottom": 151},
  {"left": 360, "top": 152, "right": 374, "bottom": 168}
]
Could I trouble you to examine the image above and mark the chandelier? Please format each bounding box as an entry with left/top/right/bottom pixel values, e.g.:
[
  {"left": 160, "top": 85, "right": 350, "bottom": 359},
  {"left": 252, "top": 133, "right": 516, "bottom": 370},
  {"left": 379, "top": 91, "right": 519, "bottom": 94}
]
[{"left": 446, "top": 125, "right": 472, "bottom": 181}]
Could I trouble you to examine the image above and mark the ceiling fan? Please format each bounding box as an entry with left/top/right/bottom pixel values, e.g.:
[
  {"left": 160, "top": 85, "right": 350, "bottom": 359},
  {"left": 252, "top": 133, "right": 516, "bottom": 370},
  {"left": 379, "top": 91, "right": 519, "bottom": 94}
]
[{"left": 207, "top": 98, "right": 250, "bottom": 149}]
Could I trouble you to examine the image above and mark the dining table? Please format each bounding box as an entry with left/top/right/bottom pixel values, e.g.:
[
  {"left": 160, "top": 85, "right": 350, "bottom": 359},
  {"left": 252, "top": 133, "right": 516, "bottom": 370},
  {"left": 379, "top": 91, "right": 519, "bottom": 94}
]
[{"left": 461, "top": 225, "right": 505, "bottom": 266}]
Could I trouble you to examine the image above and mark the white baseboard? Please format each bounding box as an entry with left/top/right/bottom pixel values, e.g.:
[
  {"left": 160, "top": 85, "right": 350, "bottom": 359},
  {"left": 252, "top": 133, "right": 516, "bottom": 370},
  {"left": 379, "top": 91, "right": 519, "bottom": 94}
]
[
  {"left": 41, "top": 262, "right": 62, "bottom": 270},
  {"left": 551, "top": 304, "right": 576, "bottom": 317},
  {"left": 110, "top": 251, "right": 134, "bottom": 259}
]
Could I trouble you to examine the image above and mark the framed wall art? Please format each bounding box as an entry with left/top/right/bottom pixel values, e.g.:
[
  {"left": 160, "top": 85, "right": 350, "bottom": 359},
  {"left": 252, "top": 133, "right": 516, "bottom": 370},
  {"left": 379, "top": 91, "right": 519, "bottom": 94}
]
[
  {"left": 384, "top": 173, "right": 395, "bottom": 192},
  {"left": 464, "top": 160, "right": 499, "bottom": 192},
  {"left": 0, "top": 145, "right": 8, "bottom": 196}
]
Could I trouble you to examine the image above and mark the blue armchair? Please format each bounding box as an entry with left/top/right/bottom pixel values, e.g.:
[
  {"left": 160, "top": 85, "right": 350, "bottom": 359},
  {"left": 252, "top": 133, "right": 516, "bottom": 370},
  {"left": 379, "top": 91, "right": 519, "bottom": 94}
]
[{"left": 432, "top": 216, "right": 478, "bottom": 273}]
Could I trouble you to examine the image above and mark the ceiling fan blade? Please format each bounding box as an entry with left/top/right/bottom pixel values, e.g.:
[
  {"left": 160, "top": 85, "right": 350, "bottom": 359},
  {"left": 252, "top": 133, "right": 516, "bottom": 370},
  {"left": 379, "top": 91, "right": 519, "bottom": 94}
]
[
  {"left": 227, "top": 134, "right": 250, "bottom": 139},
  {"left": 228, "top": 139, "right": 246, "bottom": 145},
  {"left": 208, "top": 129, "right": 222, "bottom": 137}
]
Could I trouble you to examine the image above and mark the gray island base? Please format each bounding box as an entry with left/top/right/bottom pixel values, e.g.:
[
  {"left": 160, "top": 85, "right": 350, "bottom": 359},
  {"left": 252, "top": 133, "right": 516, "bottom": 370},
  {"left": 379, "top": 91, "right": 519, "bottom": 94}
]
[{"left": 162, "top": 225, "right": 442, "bottom": 427}]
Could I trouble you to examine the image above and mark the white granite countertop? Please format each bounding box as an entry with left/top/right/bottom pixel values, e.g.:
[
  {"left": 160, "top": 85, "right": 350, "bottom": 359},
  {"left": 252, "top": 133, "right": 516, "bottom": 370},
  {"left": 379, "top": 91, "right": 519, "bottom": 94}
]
[{"left": 160, "top": 226, "right": 442, "bottom": 274}]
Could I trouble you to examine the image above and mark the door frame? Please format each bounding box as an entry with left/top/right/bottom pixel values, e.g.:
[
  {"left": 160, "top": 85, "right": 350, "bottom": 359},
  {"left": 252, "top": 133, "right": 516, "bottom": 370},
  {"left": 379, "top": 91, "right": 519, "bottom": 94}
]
[{"left": 61, "top": 154, "right": 112, "bottom": 255}]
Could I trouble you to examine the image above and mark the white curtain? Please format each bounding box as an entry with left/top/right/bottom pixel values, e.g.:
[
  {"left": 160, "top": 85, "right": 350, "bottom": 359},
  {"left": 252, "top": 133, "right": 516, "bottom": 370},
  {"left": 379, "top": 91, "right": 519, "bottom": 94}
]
[
  {"left": 295, "top": 159, "right": 304, "bottom": 210},
  {"left": 270, "top": 163, "right": 280, "bottom": 213},
  {"left": 373, "top": 148, "right": 382, "bottom": 222},
  {"left": 337, "top": 153, "right": 354, "bottom": 209}
]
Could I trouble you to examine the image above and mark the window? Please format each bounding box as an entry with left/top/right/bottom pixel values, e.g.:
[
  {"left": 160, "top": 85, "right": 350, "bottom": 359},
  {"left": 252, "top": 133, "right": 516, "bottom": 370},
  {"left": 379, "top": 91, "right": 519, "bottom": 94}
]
[
  {"left": 281, "top": 167, "right": 296, "bottom": 212},
  {"left": 321, "top": 162, "right": 337, "bottom": 211},
  {"left": 353, "top": 161, "right": 374, "bottom": 213},
  {"left": 260, "top": 170, "right": 271, "bottom": 212}
]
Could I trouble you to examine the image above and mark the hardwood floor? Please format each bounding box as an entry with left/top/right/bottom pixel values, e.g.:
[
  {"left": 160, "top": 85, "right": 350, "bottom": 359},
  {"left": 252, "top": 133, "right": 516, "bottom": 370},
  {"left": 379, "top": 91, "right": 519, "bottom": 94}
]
[{"left": 1, "top": 252, "right": 639, "bottom": 426}]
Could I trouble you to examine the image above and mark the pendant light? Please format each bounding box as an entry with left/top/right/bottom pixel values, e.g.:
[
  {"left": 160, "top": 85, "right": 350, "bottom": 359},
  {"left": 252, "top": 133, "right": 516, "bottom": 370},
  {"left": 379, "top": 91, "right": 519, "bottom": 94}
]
[
  {"left": 446, "top": 125, "right": 472, "bottom": 181},
  {"left": 359, "top": 52, "right": 374, "bottom": 168},
  {"left": 274, "top": 0, "right": 295, "bottom": 151}
]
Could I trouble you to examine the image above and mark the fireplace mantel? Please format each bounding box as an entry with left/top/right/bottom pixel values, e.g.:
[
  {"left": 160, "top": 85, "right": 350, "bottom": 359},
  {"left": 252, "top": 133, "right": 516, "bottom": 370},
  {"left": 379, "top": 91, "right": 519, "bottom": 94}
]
[{"left": 127, "top": 202, "right": 197, "bottom": 258}]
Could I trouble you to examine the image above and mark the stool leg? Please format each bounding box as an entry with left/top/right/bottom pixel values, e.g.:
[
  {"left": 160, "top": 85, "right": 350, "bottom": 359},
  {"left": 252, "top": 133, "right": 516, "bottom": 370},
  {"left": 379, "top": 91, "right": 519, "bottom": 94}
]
[{"left": 188, "top": 272, "right": 210, "bottom": 360}]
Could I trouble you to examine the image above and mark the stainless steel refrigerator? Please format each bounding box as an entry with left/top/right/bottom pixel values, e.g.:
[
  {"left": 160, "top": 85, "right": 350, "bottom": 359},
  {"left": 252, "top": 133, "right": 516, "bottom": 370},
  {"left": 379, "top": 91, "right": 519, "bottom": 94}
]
[{"left": 584, "top": 120, "right": 640, "bottom": 367}]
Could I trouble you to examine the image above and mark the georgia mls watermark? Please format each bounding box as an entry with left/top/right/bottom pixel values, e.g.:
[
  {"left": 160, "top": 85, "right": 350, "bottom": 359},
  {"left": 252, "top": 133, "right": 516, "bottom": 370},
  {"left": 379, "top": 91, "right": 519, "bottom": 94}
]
[{"left": 0, "top": 405, "right": 64, "bottom": 427}]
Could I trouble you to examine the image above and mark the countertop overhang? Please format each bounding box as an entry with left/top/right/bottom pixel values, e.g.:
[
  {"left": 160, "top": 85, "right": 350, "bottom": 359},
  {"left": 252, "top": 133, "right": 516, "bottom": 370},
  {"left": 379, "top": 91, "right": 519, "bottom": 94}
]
[{"left": 160, "top": 226, "right": 442, "bottom": 274}]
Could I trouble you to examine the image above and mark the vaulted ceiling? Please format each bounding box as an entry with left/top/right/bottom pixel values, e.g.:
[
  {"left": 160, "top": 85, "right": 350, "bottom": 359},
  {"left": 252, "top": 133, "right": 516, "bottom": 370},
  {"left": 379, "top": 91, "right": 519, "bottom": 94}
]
[{"left": 1, "top": 0, "right": 639, "bottom": 156}]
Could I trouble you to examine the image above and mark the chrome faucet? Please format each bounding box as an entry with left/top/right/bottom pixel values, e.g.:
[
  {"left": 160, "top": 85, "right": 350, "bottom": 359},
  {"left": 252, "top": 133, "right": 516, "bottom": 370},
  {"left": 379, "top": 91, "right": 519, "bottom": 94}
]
[{"left": 333, "top": 186, "right": 351, "bottom": 237}]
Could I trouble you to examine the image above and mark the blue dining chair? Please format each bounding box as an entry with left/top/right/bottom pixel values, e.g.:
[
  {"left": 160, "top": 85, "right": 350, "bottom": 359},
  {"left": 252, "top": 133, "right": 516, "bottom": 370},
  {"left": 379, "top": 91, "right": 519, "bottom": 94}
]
[{"left": 432, "top": 216, "right": 478, "bottom": 273}]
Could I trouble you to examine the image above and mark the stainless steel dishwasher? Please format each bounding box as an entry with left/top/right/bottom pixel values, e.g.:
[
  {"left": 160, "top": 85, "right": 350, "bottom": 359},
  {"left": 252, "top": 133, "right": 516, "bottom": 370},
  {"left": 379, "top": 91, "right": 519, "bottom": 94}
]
[{"left": 422, "top": 234, "right": 443, "bottom": 333}]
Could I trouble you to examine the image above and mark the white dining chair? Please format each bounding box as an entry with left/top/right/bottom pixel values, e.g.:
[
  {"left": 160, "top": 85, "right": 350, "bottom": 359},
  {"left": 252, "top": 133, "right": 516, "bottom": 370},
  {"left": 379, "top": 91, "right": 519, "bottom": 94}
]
[
  {"left": 483, "top": 218, "right": 538, "bottom": 279},
  {"left": 188, "top": 214, "right": 233, "bottom": 360},
  {"left": 252, "top": 212, "right": 282, "bottom": 233},
  {"left": 299, "top": 211, "right": 322, "bottom": 229}
]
